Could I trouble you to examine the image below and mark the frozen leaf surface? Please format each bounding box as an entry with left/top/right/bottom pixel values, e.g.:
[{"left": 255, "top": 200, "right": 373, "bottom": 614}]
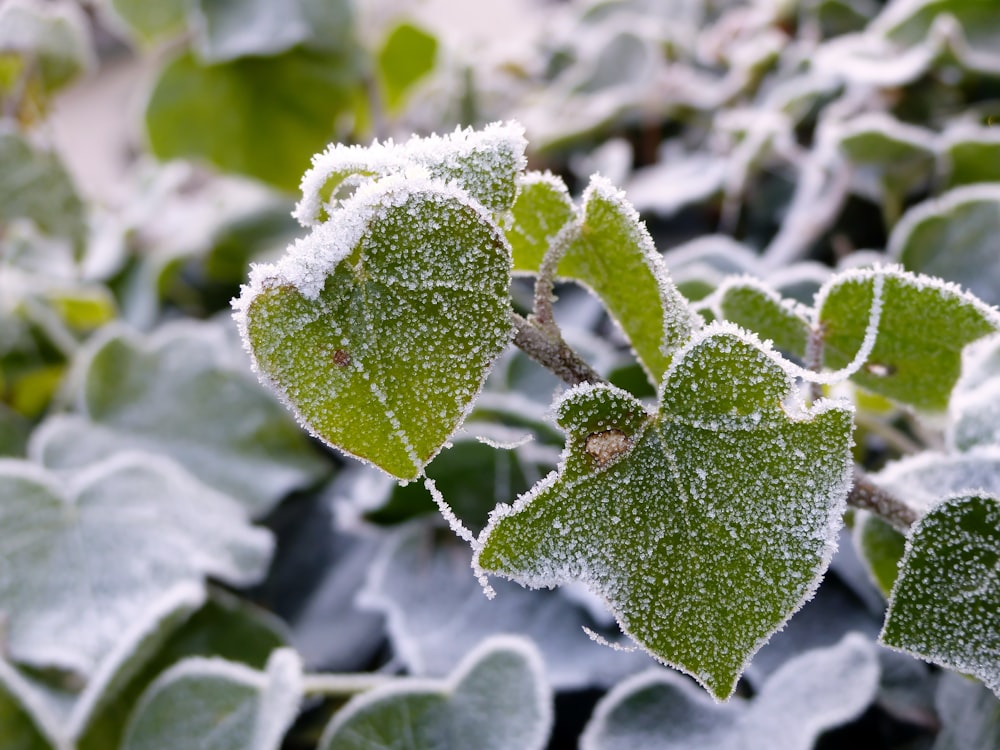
[
  {"left": 360, "top": 524, "right": 651, "bottom": 691},
  {"left": 889, "top": 185, "right": 1000, "bottom": 306},
  {"left": 882, "top": 493, "right": 1000, "bottom": 697},
  {"left": 0, "top": 455, "right": 272, "bottom": 676},
  {"left": 855, "top": 512, "right": 907, "bottom": 596},
  {"left": 933, "top": 671, "right": 1000, "bottom": 750},
  {"left": 950, "top": 334, "right": 1000, "bottom": 449},
  {"left": 714, "top": 277, "right": 810, "bottom": 359},
  {"left": 237, "top": 177, "right": 513, "bottom": 481},
  {"left": 122, "top": 649, "right": 301, "bottom": 750},
  {"left": 942, "top": 125, "right": 1000, "bottom": 188},
  {"left": 30, "top": 322, "right": 327, "bottom": 517},
  {"left": 506, "top": 171, "right": 574, "bottom": 273},
  {"left": 475, "top": 323, "right": 854, "bottom": 699},
  {"left": 557, "top": 176, "right": 700, "bottom": 382},
  {"left": 817, "top": 266, "right": 999, "bottom": 412},
  {"left": 318, "top": 636, "right": 551, "bottom": 750},
  {"left": 580, "top": 634, "right": 878, "bottom": 749},
  {"left": 294, "top": 122, "right": 527, "bottom": 226}
]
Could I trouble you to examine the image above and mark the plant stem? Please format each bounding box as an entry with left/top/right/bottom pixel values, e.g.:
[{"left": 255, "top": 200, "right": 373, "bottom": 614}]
[
  {"left": 511, "top": 312, "right": 603, "bottom": 386},
  {"left": 848, "top": 467, "right": 919, "bottom": 531},
  {"left": 532, "top": 223, "right": 580, "bottom": 335},
  {"left": 301, "top": 673, "right": 397, "bottom": 697}
]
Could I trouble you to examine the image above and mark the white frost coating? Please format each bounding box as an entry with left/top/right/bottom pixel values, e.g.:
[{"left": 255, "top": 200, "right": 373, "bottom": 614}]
[
  {"left": 425, "top": 477, "right": 476, "bottom": 545},
  {"left": 317, "top": 635, "right": 552, "bottom": 750},
  {"left": 294, "top": 120, "right": 527, "bottom": 226},
  {"left": 887, "top": 184, "right": 1000, "bottom": 260},
  {"left": 583, "top": 627, "right": 638, "bottom": 653},
  {"left": 874, "top": 446, "right": 1000, "bottom": 513},
  {"left": 254, "top": 649, "right": 304, "bottom": 750},
  {"left": 706, "top": 275, "right": 813, "bottom": 332},
  {"left": 833, "top": 111, "right": 936, "bottom": 154}
]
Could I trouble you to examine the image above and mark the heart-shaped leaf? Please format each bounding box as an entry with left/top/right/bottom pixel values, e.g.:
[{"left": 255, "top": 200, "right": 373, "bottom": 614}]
[
  {"left": 30, "top": 321, "right": 328, "bottom": 518},
  {"left": 122, "top": 649, "right": 301, "bottom": 750},
  {"left": 0, "top": 454, "right": 272, "bottom": 675},
  {"left": 506, "top": 171, "right": 574, "bottom": 273},
  {"left": 318, "top": 636, "right": 551, "bottom": 750},
  {"left": 881, "top": 493, "right": 1000, "bottom": 697},
  {"left": 580, "top": 634, "right": 878, "bottom": 749},
  {"left": 237, "top": 175, "right": 513, "bottom": 481},
  {"left": 714, "top": 277, "right": 811, "bottom": 359},
  {"left": 475, "top": 323, "right": 854, "bottom": 699}
]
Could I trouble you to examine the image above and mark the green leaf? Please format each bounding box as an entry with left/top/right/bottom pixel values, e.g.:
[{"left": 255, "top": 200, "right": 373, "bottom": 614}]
[
  {"left": 557, "top": 175, "right": 700, "bottom": 382},
  {"left": 942, "top": 125, "right": 1000, "bottom": 188},
  {"left": 145, "top": 49, "right": 361, "bottom": 191},
  {"left": 0, "top": 131, "right": 86, "bottom": 247},
  {"left": 0, "top": 0, "right": 93, "bottom": 98},
  {"left": 109, "top": 0, "right": 187, "bottom": 43},
  {"left": 933, "top": 672, "right": 1000, "bottom": 750},
  {"left": 875, "top": 448, "right": 1000, "bottom": 512},
  {"left": 882, "top": 493, "right": 1000, "bottom": 698},
  {"left": 714, "top": 277, "right": 811, "bottom": 359},
  {"left": 190, "top": 0, "right": 355, "bottom": 63},
  {"left": 579, "top": 634, "right": 878, "bottom": 749},
  {"left": 817, "top": 266, "right": 999, "bottom": 412},
  {"left": 950, "top": 334, "right": 1000, "bottom": 450},
  {"left": 122, "top": 649, "right": 301, "bottom": 750},
  {"left": 0, "top": 455, "right": 272, "bottom": 675},
  {"left": 506, "top": 171, "right": 574, "bottom": 273},
  {"left": 377, "top": 22, "right": 438, "bottom": 114},
  {"left": 475, "top": 324, "right": 854, "bottom": 700},
  {"left": 881, "top": 0, "right": 1000, "bottom": 70},
  {"left": 293, "top": 121, "right": 527, "bottom": 226},
  {"left": 238, "top": 178, "right": 513, "bottom": 481},
  {"left": 890, "top": 185, "right": 1000, "bottom": 307},
  {"left": 0, "top": 671, "right": 53, "bottom": 750},
  {"left": 854, "top": 512, "right": 907, "bottom": 596},
  {"left": 318, "top": 636, "right": 551, "bottom": 750},
  {"left": 31, "top": 322, "right": 328, "bottom": 518}
]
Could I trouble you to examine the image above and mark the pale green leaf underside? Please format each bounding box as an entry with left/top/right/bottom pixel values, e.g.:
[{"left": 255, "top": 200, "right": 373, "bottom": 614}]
[
  {"left": 818, "top": 267, "right": 999, "bottom": 412},
  {"left": 31, "top": 322, "right": 327, "bottom": 518},
  {"left": 319, "top": 637, "right": 551, "bottom": 750},
  {"left": 580, "top": 634, "right": 877, "bottom": 749},
  {"left": 475, "top": 324, "right": 853, "bottom": 699},
  {"left": 881, "top": 493, "right": 1000, "bottom": 698},
  {"left": 123, "top": 649, "right": 301, "bottom": 750},
  {"left": 242, "top": 183, "right": 512, "bottom": 480},
  {"left": 0, "top": 456, "right": 271, "bottom": 676}
]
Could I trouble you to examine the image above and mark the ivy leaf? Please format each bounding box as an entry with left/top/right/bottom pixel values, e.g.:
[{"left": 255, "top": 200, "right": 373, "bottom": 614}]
[
  {"left": 506, "top": 171, "right": 574, "bottom": 273},
  {"left": 360, "top": 524, "right": 650, "bottom": 691},
  {"left": 377, "top": 21, "right": 438, "bottom": 114},
  {"left": 817, "top": 266, "right": 999, "bottom": 412},
  {"left": 579, "top": 634, "right": 878, "bottom": 749},
  {"left": 882, "top": 493, "right": 1000, "bottom": 698},
  {"left": 318, "top": 636, "right": 552, "bottom": 750},
  {"left": 889, "top": 185, "right": 1000, "bottom": 307},
  {"left": 714, "top": 277, "right": 811, "bottom": 359},
  {"left": 293, "top": 121, "right": 527, "bottom": 226},
  {"left": 557, "top": 175, "right": 701, "bottom": 382},
  {"left": 941, "top": 125, "right": 1000, "bottom": 188},
  {"left": 145, "top": 48, "right": 361, "bottom": 192},
  {"left": 855, "top": 512, "right": 907, "bottom": 597},
  {"left": 237, "top": 176, "right": 513, "bottom": 481},
  {"left": 0, "top": 455, "right": 272, "bottom": 676},
  {"left": 475, "top": 324, "right": 854, "bottom": 700},
  {"left": 30, "top": 322, "right": 327, "bottom": 518},
  {"left": 122, "top": 649, "right": 301, "bottom": 750}
]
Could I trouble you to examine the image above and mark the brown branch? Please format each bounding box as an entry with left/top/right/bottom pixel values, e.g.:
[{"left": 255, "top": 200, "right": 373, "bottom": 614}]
[
  {"left": 848, "top": 467, "right": 919, "bottom": 532},
  {"left": 511, "top": 312, "right": 604, "bottom": 387}
]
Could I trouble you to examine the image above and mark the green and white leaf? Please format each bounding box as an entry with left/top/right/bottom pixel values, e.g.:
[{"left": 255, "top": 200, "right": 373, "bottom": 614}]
[
  {"left": 854, "top": 511, "right": 908, "bottom": 596},
  {"left": 122, "top": 649, "right": 301, "bottom": 750},
  {"left": 318, "top": 636, "right": 551, "bottom": 750},
  {"left": 933, "top": 671, "right": 1000, "bottom": 750},
  {"left": 881, "top": 493, "right": 1000, "bottom": 698},
  {"left": 0, "top": 455, "right": 271, "bottom": 675},
  {"left": 30, "top": 321, "right": 327, "bottom": 518},
  {"left": 237, "top": 175, "right": 513, "bottom": 481},
  {"left": 950, "top": 333, "right": 1000, "bottom": 449},
  {"left": 711, "top": 276, "right": 811, "bottom": 359},
  {"left": 294, "top": 121, "right": 527, "bottom": 225},
  {"left": 580, "top": 634, "right": 878, "bottom": 749},
  {"left": 816, "top": 265, "right": 1000, "bottom": 412},
  {"left": 889, "top": 185, "right": 1000, "bottom": 307},
  {"left": 0, "top": 0, "right": 94, "bottom": 96},
  {"left": 506, "top": 171, "right": 574, "bottom": 273},
  {"left": 941, "top": 124, "right": 1000, "bottom": 188},
  {"left": 475, "top": 323, "right": 854, "bottom": 700},
  {"left": 108, "top": 0, "right": 186, "bottom": 42}
]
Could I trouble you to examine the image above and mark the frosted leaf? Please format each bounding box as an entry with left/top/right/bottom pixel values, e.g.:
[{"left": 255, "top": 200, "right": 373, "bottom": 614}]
[
  {"left": 0, "top": 0, "right": 94, "bottom": 96},
  {"left": 122, "top": 649, "right": 301, "bottom": 750},
  {"left": 475, "top": 323, "right": 854, "bottom": 700},
  {"left": 0, "top": 454, "right": 272, "bottom": 676},
  {"left": 625, "top": 153, "right": 727, "bottom": 217},
  {"left": 940, "top": 123, "right": 1000, "bottom": 189},
  {"left": 816, "top": 265, "right": 1000, "bottom": 412},
  {"left": 237, "top": 178, "right": 513, "bottom": 481},
  {"left": 712, "top": 276, "right": 811, "bottom": 359},
  {"left": 877, "top": 447, "right": 1000, "bottom": 511},
  {"left": 0, "top": 585, "right": 205, "bottom": 749},
  {"left": 881, "top": 493, "right": 1000, "bottom": 698},
  {"left": 29, "top": 321, "right": 328, "bottom": 518},
  {"left": 889, "top": 184, "right": 1000, "bottom": 307},
  {"left": 506, "top": 171, "right": 574, "bottom": 273},
  {"left": 855, "top": 511, "right": 908, "bottom": 596},
  {"left": 579, "top": 634, "right": 878, "bottom": 750},
  {"left": 294, "top": 121, "right": 527, "bottom": 226},
  {"left": 0, "top": 671, "right": 51, "bottom": 749},
  {"left": 359, "top": 524, "right": 651, "bottom": 691},
  {"left": 663, "top": 235, "right": 760, "bottom": 303},
  {"left": 933, "top": 671, "right": 1000, "bottom": 750},
  {"left": 557, "top": 175, "right": 701, "bottom": 382},
  {"left": 950, "top": 334, "right": 1000, "bottom": 449},
  {"left": 318, "top": 636, "right": 551, "bottom": 750}
]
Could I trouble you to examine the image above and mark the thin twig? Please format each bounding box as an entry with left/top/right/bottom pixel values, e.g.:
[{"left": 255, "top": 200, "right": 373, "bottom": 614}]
[
  {"left": 531, "top": 222, "right": 580, "bottom": 334},
  {"left": 848, "top": 467, "right": 919, "bottom": 532},
  {"left": 804, "top": 323, "right": 825, "bottom": 403},
  {"left": 511, "top": 312, "right": 604, "bottom": 387}
]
